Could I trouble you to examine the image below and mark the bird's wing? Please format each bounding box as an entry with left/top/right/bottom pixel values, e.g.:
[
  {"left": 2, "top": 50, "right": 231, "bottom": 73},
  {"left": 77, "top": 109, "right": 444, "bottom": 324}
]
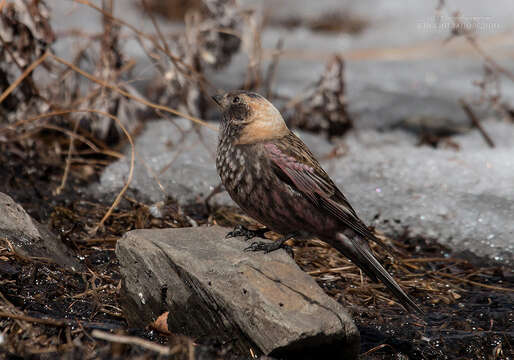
[{"left": 264, "top": 138, "right": 386, "bottom": 247}]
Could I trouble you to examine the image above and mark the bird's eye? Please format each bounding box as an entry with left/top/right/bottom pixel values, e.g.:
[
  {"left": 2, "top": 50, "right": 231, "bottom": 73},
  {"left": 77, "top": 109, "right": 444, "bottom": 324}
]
[{"left": 232, "top": 96, "right": 240, "bottom": 104}]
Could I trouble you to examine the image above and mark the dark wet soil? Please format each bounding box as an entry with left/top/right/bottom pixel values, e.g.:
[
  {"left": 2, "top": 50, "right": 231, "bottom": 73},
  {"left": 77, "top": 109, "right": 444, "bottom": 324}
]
[
  {"left": 0, "top": 144, "right": 512, "bottom": 360},
  {"left": 295, "top": 235, "right": 514, "bottom": 360}
]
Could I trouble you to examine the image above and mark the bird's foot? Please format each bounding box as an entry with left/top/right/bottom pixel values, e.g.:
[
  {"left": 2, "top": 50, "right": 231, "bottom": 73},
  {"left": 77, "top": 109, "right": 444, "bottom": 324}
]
[
  {"left": 226, "top": 224, "right": 267, "bottom": 241},
  {"left": 244, "top": 233, "right": 296, "bottom": 258}
]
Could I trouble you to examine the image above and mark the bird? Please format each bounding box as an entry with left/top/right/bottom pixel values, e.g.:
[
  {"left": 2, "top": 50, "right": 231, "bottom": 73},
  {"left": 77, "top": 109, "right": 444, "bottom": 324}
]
[{"left": 212, "top": 90, "right": 423, "bottom": 314}]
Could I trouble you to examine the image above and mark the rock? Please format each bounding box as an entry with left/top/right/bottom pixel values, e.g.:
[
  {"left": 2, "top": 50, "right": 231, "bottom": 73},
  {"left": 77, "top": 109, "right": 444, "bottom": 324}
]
[
  {"left": 93, "top": 119, "right": 332, "bottom": 205},
  {"left": 0, "top": 192, "right": 83, "bottom": 271},
  {"left": 116, "top": 225, "right": 359, "bottom": 358}
]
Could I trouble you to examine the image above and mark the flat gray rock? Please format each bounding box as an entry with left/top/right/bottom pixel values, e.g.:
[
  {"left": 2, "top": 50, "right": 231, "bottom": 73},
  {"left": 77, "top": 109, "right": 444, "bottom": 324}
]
[
  {"left": 116, "top": 226, "right": 359, "bottom": 358},
  {"left": 0, "top": 192, "right": 83, "bottom": 271}
]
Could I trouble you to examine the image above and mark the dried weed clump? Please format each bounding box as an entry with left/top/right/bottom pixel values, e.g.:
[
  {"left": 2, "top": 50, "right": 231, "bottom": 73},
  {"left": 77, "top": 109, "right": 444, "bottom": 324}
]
[
  {"left": 146, "top": 0, "right": 243, "bottom": 119},
  {"left": 0, "top": 0, "right": 53, "bottom": 124},
  {"left": 288, "top": 55, "right": 353, "bottom": 138}
]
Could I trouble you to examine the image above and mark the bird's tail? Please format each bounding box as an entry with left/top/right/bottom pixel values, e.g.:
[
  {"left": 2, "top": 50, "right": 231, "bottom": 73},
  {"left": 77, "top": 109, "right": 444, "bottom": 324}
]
[{"left": 331, "top": 232, "right": 424, "bottom": 315}]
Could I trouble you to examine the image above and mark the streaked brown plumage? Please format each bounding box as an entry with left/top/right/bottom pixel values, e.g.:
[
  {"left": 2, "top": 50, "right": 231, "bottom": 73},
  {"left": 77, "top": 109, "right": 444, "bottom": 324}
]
[{"left": 213, "top": 90, "right": 423, "bottom": 314}]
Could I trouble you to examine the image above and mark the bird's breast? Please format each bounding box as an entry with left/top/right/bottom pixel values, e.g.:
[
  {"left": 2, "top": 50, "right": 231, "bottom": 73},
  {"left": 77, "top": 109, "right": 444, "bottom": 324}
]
[
  {"left": 216, "top": 141, "right": 262, "bottom": 200},
  {"left": 216, "top": 141, "right": 316, "bottom": 234}
]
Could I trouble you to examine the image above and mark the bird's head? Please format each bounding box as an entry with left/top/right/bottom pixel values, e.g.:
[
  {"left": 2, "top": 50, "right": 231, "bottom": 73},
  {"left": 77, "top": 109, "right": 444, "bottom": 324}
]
[{"left": 212, "top": 90, "right": 289, "bottom": 144}]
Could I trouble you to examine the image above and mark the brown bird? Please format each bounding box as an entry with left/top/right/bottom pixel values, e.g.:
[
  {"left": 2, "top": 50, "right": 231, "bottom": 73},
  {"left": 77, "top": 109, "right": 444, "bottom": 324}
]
[{"left": 213, "top": 90, "right": 423, "bottom": 314}]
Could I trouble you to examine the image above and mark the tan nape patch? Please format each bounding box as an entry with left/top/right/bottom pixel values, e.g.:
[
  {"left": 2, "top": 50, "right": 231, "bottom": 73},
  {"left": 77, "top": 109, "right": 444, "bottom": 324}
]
[{"left": 236, "top": 97, "right": 289, "bottom": 144}]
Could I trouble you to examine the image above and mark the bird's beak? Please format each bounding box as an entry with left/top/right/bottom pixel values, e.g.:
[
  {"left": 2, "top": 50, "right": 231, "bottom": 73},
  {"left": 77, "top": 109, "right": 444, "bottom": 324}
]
[{"left": 212, "top": 94, "right": 223, "bottom": 107}]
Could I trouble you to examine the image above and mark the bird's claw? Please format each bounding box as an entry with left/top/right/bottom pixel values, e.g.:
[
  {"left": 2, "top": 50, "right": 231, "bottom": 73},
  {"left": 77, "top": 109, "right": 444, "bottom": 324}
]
[
  {"left": 226, "top": 224, "right": 266, "bottom": 241},
  {"left": 244, "top": 241, "right": 273, "bottom": 252},
  {"left": 244, "top": 240, "right": 294, "bottom": 258}
]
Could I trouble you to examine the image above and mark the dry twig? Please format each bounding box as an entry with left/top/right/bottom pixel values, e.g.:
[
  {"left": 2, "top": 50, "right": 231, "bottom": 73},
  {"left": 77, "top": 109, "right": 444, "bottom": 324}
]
[
  {"left": 434, "top": 271, "right": 514, "bottom": 292},
  {"left": 0, "top": 311, "right": 66, "bottom": 327},
  {"left": 459, "top": 98, "right": 495, "bottom": 148},
  {"left": 49, "top": 52, "right": 217, "bottom": 131},
  {"left": 14, "top": 109, "right": 135, "bottom": 234},
  {"left": 0, "top": 50, "right": 49, "bottom": 104},
  {"left": 92, "top": 330, "right": 173, "bottom": 355},
  {"left": 54, "top": 117, "right": 81, "bottom": 195}
]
